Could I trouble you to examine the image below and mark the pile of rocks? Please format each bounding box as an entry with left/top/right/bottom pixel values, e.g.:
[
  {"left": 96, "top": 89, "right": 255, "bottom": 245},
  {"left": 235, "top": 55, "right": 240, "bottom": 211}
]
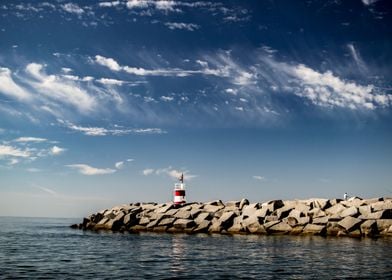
[{"left": 72, "top": 197, "right": 392, "bottom": 238}]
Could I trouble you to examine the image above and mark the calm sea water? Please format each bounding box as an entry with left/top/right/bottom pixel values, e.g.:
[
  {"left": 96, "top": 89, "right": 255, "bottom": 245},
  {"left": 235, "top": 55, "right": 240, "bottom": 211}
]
[{"left": 0, "top": 217, "right": 391, "bottom": 279}]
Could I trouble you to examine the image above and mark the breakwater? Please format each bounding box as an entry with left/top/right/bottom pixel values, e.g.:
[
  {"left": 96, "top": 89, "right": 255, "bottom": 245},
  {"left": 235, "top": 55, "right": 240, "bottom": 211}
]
[{"left": 72, "top": 197, "right": 392, "bottom": 238}]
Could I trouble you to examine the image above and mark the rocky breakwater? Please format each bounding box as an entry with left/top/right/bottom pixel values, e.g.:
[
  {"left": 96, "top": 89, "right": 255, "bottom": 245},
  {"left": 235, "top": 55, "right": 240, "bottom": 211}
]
[{"left": 72, "top": 197, "right": 392, "bottom": 238}]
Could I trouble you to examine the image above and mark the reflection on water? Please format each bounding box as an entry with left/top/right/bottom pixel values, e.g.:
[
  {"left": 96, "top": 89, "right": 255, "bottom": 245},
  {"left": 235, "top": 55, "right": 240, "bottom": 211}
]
[{"left": 0, "top": 217, "right": 391, "bottom": 279}]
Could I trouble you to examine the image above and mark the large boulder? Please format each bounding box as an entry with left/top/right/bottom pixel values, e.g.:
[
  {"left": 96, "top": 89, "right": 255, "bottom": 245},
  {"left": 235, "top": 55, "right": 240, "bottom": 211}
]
[
  {"left": 195, "top": 212, "right": 212, "bottom": 225},
  {"left": 312, "top": 199, "right": 330, "bottom": 210},
  {"left": 371, "top": 201, "right": 392, "bottom": 212},
  {"left": 338, "top": 216, "right": 362, "bottom": 232},
  {"left": 275, "top": 205, "right": 294, "bottom": 220},
  {"left": 173, "top": 219, "right": 195, "bottom": 229},
  {"left": 218, "top": 211, "right": 237, "bottom": 230},
  {"left": 302, "top": 224, "right": 326, "bottom": 235},
  {"left": 340, "top": 206, "right": 359, "bottom": 218},
  {"left": 193, "top": 220, "right": 211, "bottom": 233},
  {"left": 239, "top": 198, "right": 250, "bottom": 210},
  {"left": 174, "top": 210, "right": 192, "bottom": 219},
  {"left": 268, "top": 222, "right": 292, "bottom": 234},
  {"left": 105, "top": 211, "right": 126, "bottom": 231},
  {"left": 360, "top": 220, "right": 378, "bottom": 237},
  {"left": 325, "top": 204, "right": 347, "bottom": 216}
]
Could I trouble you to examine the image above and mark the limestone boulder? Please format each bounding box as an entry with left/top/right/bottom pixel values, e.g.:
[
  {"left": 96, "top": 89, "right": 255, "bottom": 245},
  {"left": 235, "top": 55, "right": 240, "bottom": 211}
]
[
  {"left": 376, "top": 219, "right": 392, "bottom": 232},
  {"left": 371, "top": 201, "right": 392, "bottom": 212},
  {"left": 225, "top": 200, "right": 240, "bottom": 207},
  {"left": 268, "top": 222, "right": 292, "bottom": 234},
  {"left": 246, "top": 222, "right": 267, "bottom": 234},
  {"left": 303, "top": 224, "right": 326, "bottom": 235},
  {"left": 156, "top": 203, "right": 174, "bottom": 214},
  {"left": 193, "top": 220, "right": 211, "bottom": 233},
  {"left": 174, "top": 210, "right": 192, "bottom": 219},
  {"left": 205, "top": 200, "right": 224, "bottom": 206},
  {"left": 282, "top": 217, "right": 298, "bottom": 227},
  {"left": 360, "top": 220, "right": 378, "bottom": 237},
  {"left": 325, "top": 204, "right": 347, "bottom": 216},
  {"left": 158, "top": 218, "right": 176, "bottom": 227},
  {"left": 263, "top": 220, "right": 280, "bottom": 230},
  {"left": 105, "top": 211, "right": 126, "bottom": 231},
  {"left": 239, "top": 198, "right": 250, "bottom": 210},
  {"left": 338, "top": 216, "right": 362, "bottom": 232},
  {"left": 195, "top": 212, "right": 212, "bottom": 225},
  {"left": 296, "top": 216, "right": 310, "bottom": 226},
  {"left": 312, "top": 199, "right": 330, "bottom": 210},
  {"left": 312, "top": 216, "right": 329, "bottom": 225},
  {"left": 340, "top": 206, "right": 359, "bottom": 218},
  {"left": 203, "top": 204, "right": 224, "bottom": 213},
  {"left": 241, "top": 204, "right": 259, "bottom": 218},
  {"left": 173, "top": 219, "right": 196, "bottom": 229},
  {"left": 262, "top": 200, "right": 284, "bottom": 212},
  {"left": 218, "top": 211, "right": 237, "bottom": 230},
  {"left": 275, "top": 205, "right": 294, "bottom": 220}
]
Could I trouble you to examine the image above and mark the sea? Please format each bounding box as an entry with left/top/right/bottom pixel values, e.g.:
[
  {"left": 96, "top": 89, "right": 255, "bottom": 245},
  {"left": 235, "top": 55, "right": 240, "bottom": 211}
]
[{"left": 0, "top": 217, "right": 391, "bottom": 279}]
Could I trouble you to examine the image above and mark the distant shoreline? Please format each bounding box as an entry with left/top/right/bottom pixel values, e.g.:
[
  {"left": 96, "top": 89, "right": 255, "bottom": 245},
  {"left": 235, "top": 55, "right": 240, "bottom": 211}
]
[{"left": 72, "top": 197, "right": 392, "bottom": 238}]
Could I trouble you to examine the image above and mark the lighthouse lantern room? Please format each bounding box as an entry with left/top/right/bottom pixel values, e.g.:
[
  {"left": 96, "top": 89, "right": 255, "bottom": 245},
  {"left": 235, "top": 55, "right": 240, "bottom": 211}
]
[{"left": 173, "top": 173, "right": 186, "bottom": 206}]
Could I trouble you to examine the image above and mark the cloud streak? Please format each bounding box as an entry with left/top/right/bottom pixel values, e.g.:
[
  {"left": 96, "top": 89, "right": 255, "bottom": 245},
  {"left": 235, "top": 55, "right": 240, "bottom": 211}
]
[{"left": 66, "top": 164, "right": 116, "bottom": 175}]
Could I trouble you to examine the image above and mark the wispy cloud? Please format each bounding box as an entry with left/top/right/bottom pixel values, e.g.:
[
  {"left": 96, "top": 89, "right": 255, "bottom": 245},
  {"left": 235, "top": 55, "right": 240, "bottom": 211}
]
[
  {"left": 142, "top": 166, "right": 196, "bottom": 180},
  {"left": 115, "top": 161, "right": 124, "bottom": 169},
  {"left": 66, "top": 164, "right": 116, "bottom": 175},
  {"left": 50, "top": 146, "right": 66, "bottom": 155},
  {"left": 0, "top": 67, "right": 32, "bottom": 100},
  {"left": 0, "top": 145, "right": 31, "bottom": 158},
  {"left": 253, "top": 175, "right": 265, "bottom": 181},
  {"left": 61, "top": 3, "right": 84, "bottom": 15},
  {"left": 59, "top": 119, "right": 167, "bottom": 136},
  {"left": 14, "top": 137, "right": 47, "bottom": 143},
  {"left": 99, "top": 1, "right": 121, "bottom": 8},
  {"left": 164, "top": 22, "right": 200, "bottom": 31}
]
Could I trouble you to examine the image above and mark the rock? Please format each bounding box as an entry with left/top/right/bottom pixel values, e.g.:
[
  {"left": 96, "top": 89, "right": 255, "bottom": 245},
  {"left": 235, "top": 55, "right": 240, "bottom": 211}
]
[
  {"left": 225, "top": 200, "right": 240, "bottom": 207},
  {"left": 241, "top": 204, "right": 259, "bottom": 218},
  {"left": 152, "top": 226, "right": 167, "bottom": 233},
  {"left": 340, "top": 206, "right": 359, "bottom": 218},
  {"left": 264, "top": 215, "right": 278, "bottom": 222},
  {"left": 360, "top": 220, "right": 378, "bottom": 237},
  {"left": 297, "top": 216, "right": 311, "bottom": 226},
  {"left": 70, "top": 224, "right": 79, "bottom": 229},
  {"left": 106, "top": 211, "right": 126, "bottom": 231},
  {"left": 156, "top": 203, "right": 174, "bottom": 214},
  {"left": 262, "top": 200, "right": 284, "bottom": 212},
  {"left": 165, "top": 208, "right": 179, "bottom": 216},
  {"left": 227, "top": 217, "right": 245, "bottom": 233},
  {"left": 174, "top": 210, "right": 192, "bottom": 219},
  {"left": 128, "top": 225, "right": 146, "bottom": 232},
  {"left": 303, "top": 224, "right": 326, "bottom": 235},
  {"left": 290, "top": 226, "right": 304, "bottom": 235},
  {"left": 247, "top": 222, "right": 267, "bottom": 234},
  {"left": 139, "top": 217, "right": 150, "bottom": 225},
  {"left": 268, "top": 222, "right": 292, "bottom": 234},
  {"left": 218, "top": 211, "right": 237, "bottom": 229},
  {"left": 190, "top": 209, "right": 202, "bottom": 218},
  {"left": 326, "top": 222, "right": 343, "bottom": 236},
  {"left": 376, "top": 219, "right": 392, "bottom": 232},
  {"left": 282, "top": 217, "right": 298, "bottom": 227},
  {"left": 193, "top": 220, "right": 211, "bottom": 233},
  {"left": 312, "top": 199, "right": 330, "bottom": 210},
  {"left": 288, "top": 209, "right": 303, "bottom": 220},
  {"left": 312, "top": 216, "right": 329, "bottom": 225},
  {"left": 263, "top": 220, "right": 280, "bottom": 229},
  {"left": 371, "top": 201, "right": 392, "bottom": 212},
  {"left": 205, "top": 200, "right": 224, "bottom": 206},
  {"left": 239, "top": 198, "right": 249, "bottom": 210},
  {"left": 358, "top": 205, "right": 371, "bottom": 216},
  {"left": 362, "top": 198, "right": 383, "bottom": 205},
  {"left": 173, "top": 219, "right": 195, "bottom": 229},
  {"left": 309, "top": 208, "right": 326, "bottom": 218},
  {"left": 275, "top": 205, "right": 294, "bottom": 220},
  {"left": 159, "top": 218, "right": 176, "bottom": 227},
  {"left": 325, "top": 204, "right": 347, "bottom": 216},
  {"left": 329, "top": 199, "right": 343, "bottom": 206},
  {"left": 146, "top": 219, "right": 160, "bottom": 229},
  {"left": 359, "top": 209, "right": 392, "bottom": 220},
  {"left": 338, "top": 216, "right": 362, "bottom": 232},
  {"left": 203, "top": 204, "right": 224, "bottom": 213},
  {"left": 195, "top": 212, "right": 212, "bottom": 224}
]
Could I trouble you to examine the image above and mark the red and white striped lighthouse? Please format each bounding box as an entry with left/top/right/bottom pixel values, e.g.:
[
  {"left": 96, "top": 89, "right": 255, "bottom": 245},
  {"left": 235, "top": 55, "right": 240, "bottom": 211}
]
[{"left": 173, "top": 173, "right": 186, "bottom": 205}]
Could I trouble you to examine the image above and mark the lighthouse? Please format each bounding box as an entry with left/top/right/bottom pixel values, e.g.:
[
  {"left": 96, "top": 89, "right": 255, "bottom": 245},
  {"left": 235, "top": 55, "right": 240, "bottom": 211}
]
[{"left": 173, "top": 173, "right": 186, "bottom": 206}]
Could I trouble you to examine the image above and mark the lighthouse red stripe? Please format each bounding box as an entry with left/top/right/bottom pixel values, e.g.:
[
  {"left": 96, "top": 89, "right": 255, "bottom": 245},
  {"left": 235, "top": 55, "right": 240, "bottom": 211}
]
[{"left": 174, "top": 190, "right": 185, "bottom": 196}]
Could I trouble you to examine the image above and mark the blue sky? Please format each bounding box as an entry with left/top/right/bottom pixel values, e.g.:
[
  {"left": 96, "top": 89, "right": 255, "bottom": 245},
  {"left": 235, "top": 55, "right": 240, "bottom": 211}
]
[{"left": 0, "top": 0, "right": 391, "bottom": 217}]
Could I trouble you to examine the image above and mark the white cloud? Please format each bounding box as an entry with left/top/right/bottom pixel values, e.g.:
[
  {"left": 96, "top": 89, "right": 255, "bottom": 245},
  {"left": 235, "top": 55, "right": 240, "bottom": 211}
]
[
  {"left": 26, "top": 168, "right": 43, "bottom": 173},
  {"left": 95, "top": 55, "right": 121, "bottom": 71},
  {"left": 165, "top": 22, "right": 200, "bottom": 31},
  {"left": 50, "top": 146, "right": 66, "bottom": 155},
  {"left": 0, "top": 145, "right": 31, "bottom": 158},
  {"left": 155, "top": 0, "right": 177, "bottom": 11},
  {"left": 0, "top": 67, "right": 31, "bottom": 100},
  {"left": 66, "top": 164, "right": 116, "bottom": 175},
  {"left": 126, "top": 158, "right": 134, "bottom": 162},
  {"left": 142, "top": 168, "right": 154, "bottom": 175},
  {"left": 145, "top": 166, "right": 197, "bottom": 181},
  {"left": 253, "top": 175, "right": 265, "bottom": 181},
  {"left": 61, "top": 120, "right": 167, "bottom": 136},
  {"left": 14, "top": 137, "right": 47, "bottom": 143},
  {"left": 61, "top": 67, "right": 73, "bottom": 73},
  {"left": 115, "top": 161, "right": 124, "bottom": 169},
  {"left": 288, "top": 64, "right": 385, "bottom": 110},
  {"left": 61, "top": 3, "right": 84, "bottom": 14},
  {"left": 361, "top": 0, "right": 380, "bottom": 5},
  {"left": 96, "top": 78, "right": 124, "bottom": 86},
  {"left": 160, "top": 96, "right": 174, "bottom": 102},
  {"left": 25, "top": 63, "right": 96, "bottom": 112},
  {"left": 126, "top": 0, "right": 149, "bottom": 9},
  {"left": 99, "top": 1, "right": 121, "bottom": 7}
]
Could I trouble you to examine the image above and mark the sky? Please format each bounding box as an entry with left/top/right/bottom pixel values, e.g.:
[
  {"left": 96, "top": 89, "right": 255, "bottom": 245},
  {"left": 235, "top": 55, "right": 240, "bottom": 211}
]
[{"left": 0, "top": 0, "right": 391, "bottom": 218}]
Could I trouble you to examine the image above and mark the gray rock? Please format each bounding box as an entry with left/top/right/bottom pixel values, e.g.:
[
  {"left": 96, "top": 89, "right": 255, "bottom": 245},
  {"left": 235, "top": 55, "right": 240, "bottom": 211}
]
[
  {"left": 326, "top": 222, "right": 343, "bottom": 236},
  {"left": 297, "top": 216, "right": 310, "bottom": 226},
  {"left": 276, "top": 205, "right": 294, "bottom": 219},
  {"left": 325, "top": 204, "right": 347, "bottom": 216},
  {"left": 105, "top": 211, "right": 126, "bottom": 231},
  {"left": 312, "top": 199, "right": 330, "bottom": 210},
  {"left": 338, "top": 216, "right": 362, "bottom": 232},
  {"left": 123, "top": 211, "right": 139, "bottom": 226},
  {"left": 241, "top": 204, "right": 259, "bottom": 218},
  {"left": 173, "top": 219, "right": 195, "bottom": 229},
  {"left": 264, "top": 215, "right": 278, "bottom": 222},
  {"left": 371, "top": 201, "right": 392, "bottom": 212},
  {"left": 309, "top": 208, "right": 326, "bottom": 218},
  {"left": 174, "top": 210, "right": 192, "bottom": 219},
  {"left": 358, "top": 205, "right": 371, "bottom": 216},
  {"left": 139, "top": 217, "right": 150, "bottom": 225},
  {"left": 262, "top": 200, "right": 284, "bottom": 212},
  {"left": 218, "top": 211, "right": 237, "bottom": 229},
  {"left": 203, "top": 204, "right": 224, "bottom": 213},
  {"left": 263, "top": 220, "right": 280, "bottom": 229},
  {"left": 340, "top": 206, "right": 358, "bottom": 218},
  {"left": 159, "top": 218, "right": 176, "bottom": 227},
  {"left": 190, "top": 209, "right": 202, "bottom": 218},
  {"left": 312, "top": 216, "right": 329, "bottom": 225},
  {"left": 247, "top": 222, "right": 267, "bottom": 234},
  {"left": 282, "top": 217, "right": 298, "bottom": 227},
  {"left": 225, "top": 200, "right": 240, "bottom": 207},
  {"left": 227, "top": 217, "right": 245, "bottom": 233},
  {"left": 205, "top": 200, "right": 224, "bottom": 206},
  {"left": 195, "top": 212, "right": 212, "bottom": 225},
  {"left": 156, "top": 203, "right": 174, "bottom": 214},
  {"left": 376, "top": 219, "right": 392, "bottom": 232},
  {"left": 268, "top": 222, "right": 292, "bottom": 234},
  {"left": 359, "top": 209, "right": 392, "bottom": 220},
  {"left": 288, "top": 209, "right": 303, "bottom": 220},
  {"left": 303, "top": 224, "right": 326, "bottom": 235},
  {"left": 360, "top": 220, "right": 378, "bottom": 237},
  {"left": 193, "top": 220, "right": 211, "bottom": 233},
  {"left": 239, "top": 198, "right": 249, "bottom": 210}
]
